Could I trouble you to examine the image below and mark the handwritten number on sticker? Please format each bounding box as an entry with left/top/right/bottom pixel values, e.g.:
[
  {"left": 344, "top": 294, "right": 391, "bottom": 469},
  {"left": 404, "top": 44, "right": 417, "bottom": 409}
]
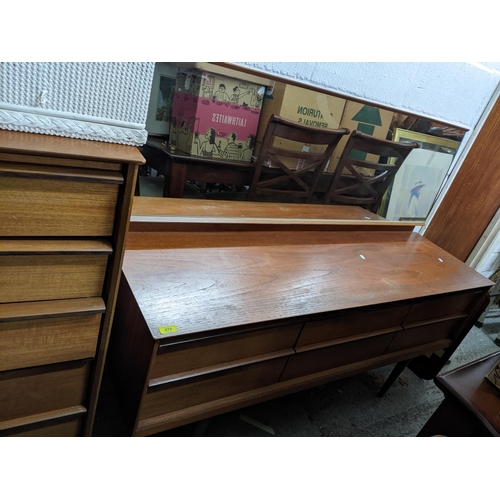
[{"left": 158, "top": 325, "right": 178, "bottom": 335}]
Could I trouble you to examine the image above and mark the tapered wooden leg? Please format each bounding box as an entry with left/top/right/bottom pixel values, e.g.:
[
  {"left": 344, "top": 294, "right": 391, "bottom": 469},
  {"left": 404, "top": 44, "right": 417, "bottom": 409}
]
[
  {"left": 377, "top": 359, "right": 411, "bottom": 397},
  {"left": 192, "top": 418, "right": 210, "bottom": 437}
]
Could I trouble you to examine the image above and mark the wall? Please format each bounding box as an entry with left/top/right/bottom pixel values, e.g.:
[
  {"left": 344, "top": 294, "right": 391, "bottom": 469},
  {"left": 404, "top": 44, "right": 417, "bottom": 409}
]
[
  {"left": 0, "top": 62, "right": 155, "bottom": 146},
  {"left": 234, "top": 62, "right": 500, "bottom": 131}
]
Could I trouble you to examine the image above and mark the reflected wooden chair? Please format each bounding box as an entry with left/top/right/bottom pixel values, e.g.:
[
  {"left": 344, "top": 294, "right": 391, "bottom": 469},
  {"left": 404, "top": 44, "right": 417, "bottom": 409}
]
[
  {"left": 324, "top": 130, "right": 419, "bottom": 212},
  {"left": 247, "top": 114, "right": 349, "bottom": 203}
]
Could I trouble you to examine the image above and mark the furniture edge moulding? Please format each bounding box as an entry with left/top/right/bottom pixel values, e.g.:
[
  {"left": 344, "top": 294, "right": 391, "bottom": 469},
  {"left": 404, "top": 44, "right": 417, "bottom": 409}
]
[
  {"left": 82, "top": 155, "right": 144, "bottom": 437},
  {"left": 0, "top": 129, "right": 146, "bottom": 163}
]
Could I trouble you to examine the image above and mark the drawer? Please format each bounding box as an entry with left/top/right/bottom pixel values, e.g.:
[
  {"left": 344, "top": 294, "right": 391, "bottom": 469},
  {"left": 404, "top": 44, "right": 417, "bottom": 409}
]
[
  {"left": 403, "top": 291, "right": 483, "bottom": 325},
  {"left": 140, "top": 357, "right": 287, "bottom": 420},
  {"left": 0, "top": 360, "right": 90, "bottom": 423},
  {"left": 0, "top": 298, "right": 105, "bottom": 371},
  {"left": 0, "top": 414, "right": 84, "bottom": 437},
  {"left": 280, "top": 333, "right": 395, "bottom": 381},
  {"left": 0, "top": 240, "right": 112, "bottom": 303},
  {"left": 296, "top": 303, "right": 410, "bottom": 347},
  {"left": 0, "top": 163, "right": 123, "bottom": 237},
  {"left": 386, "top": 316, "right": 465, "bottom": 353},
  {"left": 151, "top": 322, "right": 302, "bottom": 379}
]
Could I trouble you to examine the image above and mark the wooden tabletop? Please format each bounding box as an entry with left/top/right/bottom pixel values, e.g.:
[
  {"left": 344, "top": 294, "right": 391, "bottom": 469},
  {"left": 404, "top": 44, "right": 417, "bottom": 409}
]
[
  {"left": 146, "top": 138, "right": 251, "bottom": 167},
  {"left": 123, "top": 199, "right": 491, "bottom": 340}
]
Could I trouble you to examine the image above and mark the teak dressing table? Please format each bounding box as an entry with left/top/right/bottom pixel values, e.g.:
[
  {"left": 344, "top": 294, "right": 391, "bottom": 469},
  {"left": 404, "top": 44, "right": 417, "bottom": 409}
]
[
  {"left": 107, "top": 198, "right": 492, "bottom": 436},
  {"left": 0, "top": 130, "right": 145, "bottom": 436}
]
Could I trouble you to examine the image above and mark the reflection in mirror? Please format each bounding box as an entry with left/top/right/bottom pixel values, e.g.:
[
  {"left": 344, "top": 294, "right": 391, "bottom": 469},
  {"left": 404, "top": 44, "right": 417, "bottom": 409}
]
[
  {"left": 379, "top": 124, "right": 462, "bottom": 222},
  {"left": 141, "top": 63, "right": 467, "bottom": 224}
]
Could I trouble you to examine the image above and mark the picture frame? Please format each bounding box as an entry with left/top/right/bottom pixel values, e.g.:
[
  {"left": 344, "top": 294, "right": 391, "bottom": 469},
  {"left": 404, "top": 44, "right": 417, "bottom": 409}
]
[
  {"left": 145, "top": 63, "right": 179, "bottom": 137},
  {"left": 486, "top": 358, "right": 500, "bottom": 391},
  {"left": 380, "top": 128, "right": 460, "bottom": 222}
]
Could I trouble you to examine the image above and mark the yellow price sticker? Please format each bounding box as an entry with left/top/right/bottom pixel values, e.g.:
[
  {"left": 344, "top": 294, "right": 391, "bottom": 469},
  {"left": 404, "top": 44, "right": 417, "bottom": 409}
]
[{"left": 158, "top": 325, "right": 178, "bottom": 335}]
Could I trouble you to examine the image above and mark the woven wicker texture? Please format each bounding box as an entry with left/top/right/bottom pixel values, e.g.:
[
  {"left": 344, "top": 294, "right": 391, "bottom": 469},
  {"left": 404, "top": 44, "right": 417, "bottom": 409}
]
[{"left": 0, "top": 62, "right": 155, "bottom": 124}]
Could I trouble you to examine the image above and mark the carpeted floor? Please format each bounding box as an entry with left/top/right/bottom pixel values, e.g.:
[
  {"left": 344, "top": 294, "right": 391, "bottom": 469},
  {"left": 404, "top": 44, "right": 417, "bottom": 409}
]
[{"left": 93, "top": 317, "right": 500, "bottom": 437}]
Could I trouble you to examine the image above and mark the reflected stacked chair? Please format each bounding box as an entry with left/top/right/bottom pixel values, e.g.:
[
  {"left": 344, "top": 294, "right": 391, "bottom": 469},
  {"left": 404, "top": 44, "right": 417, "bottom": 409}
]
[
  {"left": 323, "top": 130, "right": 420, "bottom": 212},
  {"left": 247, "top": 114, "right": 349, "bottom": 203}
]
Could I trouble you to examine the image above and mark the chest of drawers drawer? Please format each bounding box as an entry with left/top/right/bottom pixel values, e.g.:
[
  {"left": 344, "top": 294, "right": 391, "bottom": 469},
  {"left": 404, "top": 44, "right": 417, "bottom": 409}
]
[
  {"left": 152, "top": 321, "right": 303, "bottom": 380},
  {"left": 0, "top": 298, "right": 105, "bottom": 371},
  {"left": 403, "top": 290, "right": 484, "bottom": 325},
  {"left": 296, "top": 303, "right": 410, "bottom": 348},
  {"left": 386, "top": 315, "right": 465, "bottom": 353},
  {"left": 280, "top": 332, "right": 395, "bottom": 381},
  {"left": 140, "top": 357, "right": 288, "bottom": 421},
  {"left": 0, "top": 360, "right": 91, "bottom": 423},
  {"left": 1, "top": 413, "right": 85, "bottom": 437},
  {"left": 0, "top": 163, "right": 123, "bottom": 237},
  {"left": 0, "top": 240, "right": 112, "bottom": 303}
]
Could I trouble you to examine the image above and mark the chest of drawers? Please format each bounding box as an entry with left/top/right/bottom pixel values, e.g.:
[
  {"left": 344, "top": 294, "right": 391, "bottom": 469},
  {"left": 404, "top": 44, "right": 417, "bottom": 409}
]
[
  {"left": 107, "top": 198, "right": 492, "bottom": 436},
  {"left": 0, "top": 130, "right": 144, "bottom": 436}
]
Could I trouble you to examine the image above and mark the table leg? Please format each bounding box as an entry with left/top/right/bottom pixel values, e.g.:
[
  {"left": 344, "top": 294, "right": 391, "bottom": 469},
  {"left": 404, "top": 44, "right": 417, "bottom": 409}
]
[
  {"left": 377, "top": 359, "right": 411, "bottom": 397},
  {"left": 167, "top": 162, "right": 187, "bottom": 198},
  {"left": 192, "top": 418, "right": 210, "bottom": 436}
]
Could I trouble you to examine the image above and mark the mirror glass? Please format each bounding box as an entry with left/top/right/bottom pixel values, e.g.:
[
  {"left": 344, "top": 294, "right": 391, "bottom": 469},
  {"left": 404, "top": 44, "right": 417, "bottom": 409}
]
[{"left": 143, "top": 62, "right": 467, "bottom": 223}]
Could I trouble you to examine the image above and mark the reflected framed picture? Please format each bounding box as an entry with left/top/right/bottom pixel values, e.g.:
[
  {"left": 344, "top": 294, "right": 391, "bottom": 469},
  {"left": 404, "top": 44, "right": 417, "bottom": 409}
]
[
  {"left": 486, "top": 358, "right": 500, "bottom": 391},
  {"left": 380, "top": 129, "right": 460, "bottom": 222},
  {"left": 145, "top": 63, "right": 178, "bottom": 137}
]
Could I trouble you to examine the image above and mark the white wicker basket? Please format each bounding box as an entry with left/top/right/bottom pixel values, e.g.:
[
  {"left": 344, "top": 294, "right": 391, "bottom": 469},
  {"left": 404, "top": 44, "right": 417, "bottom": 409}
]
[{"left": 0, "top": 62, "right": 155, "bottom": 146}]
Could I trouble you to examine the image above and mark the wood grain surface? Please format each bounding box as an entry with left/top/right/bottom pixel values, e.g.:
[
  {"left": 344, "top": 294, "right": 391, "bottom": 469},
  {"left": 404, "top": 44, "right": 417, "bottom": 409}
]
[
  {"left": 0, "top": 129, "right": 145, "bottom": 164},
  {"left": 424, "top": 95, "right": 500, "bottom": 261},
  {"left": 132, "top": 196, "right": 388, "bottom": 220},
  {"left": 0, "top": 175, "right": 119, "bottom": 237},
  {"left": 0, "top": 162, "right": 124, "bottom": 183},
  {"left": 0, "top": 408, "right": 86, "bottom": 436},
  {"left": 0, "top": 239, "right": 112, "bottom": 254},
  {"left": 0, "top": 297, "right": 105, "bottom": 322},
  {"left": 0, "top": 361, "right": 90, "bottom": 422},
  {"left": 0, "top": 254, "right": 108, "bottom": 303},
  {"left": 0, "top": 313, "right": 102, "bottom": 371},
  {"left": 123, "top": 231, "right": 492, "bottom": 340}
]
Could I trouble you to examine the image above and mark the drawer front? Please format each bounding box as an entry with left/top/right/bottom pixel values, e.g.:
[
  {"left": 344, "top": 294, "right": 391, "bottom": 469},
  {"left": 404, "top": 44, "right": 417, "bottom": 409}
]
[
  {"left": 403, "top": 291, "right": 482, "bottom": 325},
  {"left": 140, "top": 357, "right": 287, "bottom": 420},
  {"left": 296, "top": 304, "right": 410, "bottom": 347},
  {"left": 0, "top": 254, "right": 108, "bottom": 303},
  {"left": 0, "top": 172, "right": 121, "bottom": 237},
  {"left": 152, "top": 322, "right": 302, "bottom": 379},
  {"left": 386, "top": 316, "right": 464, "bottom": 353},
  {"left": 0, "top": 361, "right": 90, "bottom": 422},
  {"left": 0, "top": 415, "right": 84, "bottom": 437},
  {"left": 281, "top": 333, "right": 395, "bottom": 381},
  {"left": 0, "top": 312, "right": 102, "bottom": 371}
]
